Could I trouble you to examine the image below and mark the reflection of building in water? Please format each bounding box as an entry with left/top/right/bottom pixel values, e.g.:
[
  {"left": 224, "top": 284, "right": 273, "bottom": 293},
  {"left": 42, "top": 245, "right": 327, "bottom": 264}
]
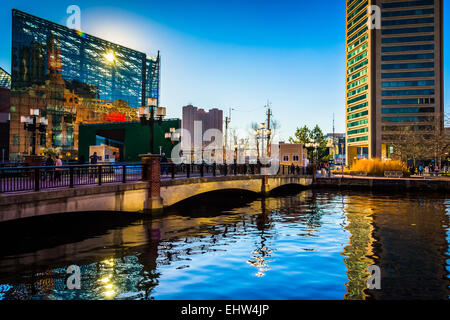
[
  {"left": 341, "top": 195, "right": 375, "bottom": 300},
  {"left": 368, "top": 197, "right": 450, "bottom": 300},
  {"left": 9, "top": 10, "right": 160, "bottom": 161}
]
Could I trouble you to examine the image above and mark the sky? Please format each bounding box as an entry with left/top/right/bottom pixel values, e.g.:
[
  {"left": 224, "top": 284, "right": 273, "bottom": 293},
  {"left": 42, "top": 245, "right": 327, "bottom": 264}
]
[{"left": 0, "top": 0, "right": 448, "bottom": 142}]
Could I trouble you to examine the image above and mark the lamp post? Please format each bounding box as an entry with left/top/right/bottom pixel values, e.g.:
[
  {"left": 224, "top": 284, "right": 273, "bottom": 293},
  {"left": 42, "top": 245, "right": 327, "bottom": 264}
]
[
  {"left": 21, "top": 108, "right": 48, "bottom": 156},
  {"left": 305, "top": 141, "right": 320, "bottom": 166},
  {"left": 139, "top": 98, "right": 166, "bottom": 154},
  {"left": 234, "top": 139, "right": 246, "bottom": 164},
  {"left": 165, "top": 127, "right": 181, "bottom": 157},
  {"left": 254, "top": 123, "right": 272, "bottom": 162}
]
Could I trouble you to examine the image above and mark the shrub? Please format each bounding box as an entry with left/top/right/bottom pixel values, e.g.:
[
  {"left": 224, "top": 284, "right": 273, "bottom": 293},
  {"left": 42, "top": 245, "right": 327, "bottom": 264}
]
[{"left": 350, "top": 158, "right": 408, "bottom": 177}]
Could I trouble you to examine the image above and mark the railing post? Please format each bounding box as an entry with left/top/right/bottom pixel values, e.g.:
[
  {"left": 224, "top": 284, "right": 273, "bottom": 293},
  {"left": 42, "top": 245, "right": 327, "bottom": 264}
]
[
  {"left": 212, "top": 162, "right": 216, "bottom": 177},
  {"left": 224, "top": 163, "right": 227, "bottom": 176},
  {"left": 122, "top": 165, "right": 127, "bottom": 183},
  {"left": 98, "top": 165, "right": 102, "bottom": 185},
  {"left": 200, "top": 163, "right": 204, "bottom": 177},
  {"left": 171, "top": 163, "right": 175, "bottom": 179},
  {"left": 187, "top": 163, "right": 191, "bottom": 178},
  {"left": 34, "top": 167, "right": 40, "bottom": 192},
  {"left": 69, "top": 166, "right": 74, "bottom": 188}
]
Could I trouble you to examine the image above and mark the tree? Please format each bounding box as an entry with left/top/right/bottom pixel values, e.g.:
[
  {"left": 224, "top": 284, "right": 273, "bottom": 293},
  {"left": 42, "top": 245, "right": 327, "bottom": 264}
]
[
  {"left": 289, "top": 125, "right": 329, "bottom": 163},
  {"left": 289, "top": 126, "right": 311, "bottom": 144}
]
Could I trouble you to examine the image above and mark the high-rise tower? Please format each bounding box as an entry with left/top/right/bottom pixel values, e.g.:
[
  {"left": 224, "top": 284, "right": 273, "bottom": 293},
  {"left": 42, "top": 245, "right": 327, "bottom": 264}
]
[{"left": 345, "top": 0, "right": 443, "bottom": 165}]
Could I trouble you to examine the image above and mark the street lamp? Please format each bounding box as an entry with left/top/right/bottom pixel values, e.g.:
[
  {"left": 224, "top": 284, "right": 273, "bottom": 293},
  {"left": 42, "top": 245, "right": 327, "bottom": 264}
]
[
  {"left": 138, "top": 98, "right": 166, "bottom": 154},
  {"left": 234, "top": 139, "right": 246, "bottom": 164},
  {"left": 21, "top": 108, "right": 48, "bottom": 156},
  {"left": 254, "top": 123, "right": 271, "bottom": 161},
  {"left": 305, "top": 141, "right": 320, "bottom": 166}
]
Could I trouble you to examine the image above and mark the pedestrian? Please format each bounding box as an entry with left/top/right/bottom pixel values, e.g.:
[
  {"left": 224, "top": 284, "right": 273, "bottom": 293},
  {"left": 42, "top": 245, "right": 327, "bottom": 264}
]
[
  {"left": 45, "top": 154, "right": 55, "bottom": 181},
  {"left": 55, "top": 156, "right": 63, "bottom": 182},
  {"left": 90, "top": 152, "right": 99, "bottom": 165},
  {"left": 161, "top": 153, "right": 168, "bottom": 175},
  {"left": 418, "top": 164, "right": 424, "bottom": 176}
]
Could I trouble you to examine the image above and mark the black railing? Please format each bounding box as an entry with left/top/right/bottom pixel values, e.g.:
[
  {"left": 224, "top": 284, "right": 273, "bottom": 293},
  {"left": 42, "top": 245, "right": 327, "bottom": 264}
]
[
  {"left": 160, "top": 163, "right": 312, "bottom": 180},
  {"left": 0, "top": 162, "right": 312, "bottom": 194},
  {"left": 0, "top": 163, "right": 142, "bottom": 193}
]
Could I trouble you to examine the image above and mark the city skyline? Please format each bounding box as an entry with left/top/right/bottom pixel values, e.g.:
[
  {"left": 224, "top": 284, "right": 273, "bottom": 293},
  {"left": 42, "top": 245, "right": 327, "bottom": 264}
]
[{"left": 0, "top": 0, "right": 448, "bottom": 142}]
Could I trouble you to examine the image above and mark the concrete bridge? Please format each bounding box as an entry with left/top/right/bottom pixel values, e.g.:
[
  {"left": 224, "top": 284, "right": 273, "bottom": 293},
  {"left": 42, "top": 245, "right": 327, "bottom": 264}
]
[{"left": 0, "top": 155, "right": 313, "bottom": 223}]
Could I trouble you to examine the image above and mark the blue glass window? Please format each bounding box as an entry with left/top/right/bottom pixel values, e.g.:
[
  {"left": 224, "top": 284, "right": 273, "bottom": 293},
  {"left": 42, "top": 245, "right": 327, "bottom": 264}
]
[
  {"left": 382, "top": 71, "right": 435, "bottom": 78},
  {"left": 381, "top": 62, "right": 434, "bottom": 69},
  {"left": 382, "top": 35, "right": 434, "bottom": 43},
  {"left": 382, "top": 44, "right": 434, "bottom": 52},
  {"left": 382, "top": 116, "right": 433, "bottom": 123},
  {"left": 382, "top": 89, "right": 435, "bottom": 96},
  {"left": 382, "top": 80, "right": 435, "bottom": 87},
  {"left": 382, "top": 0, "right": 434, "bottom": 9},
  {"left": 382, "top": 27, "right": 434, "bottom": 35},
  {"left": 382, "top": 17, "right": 434, "bottom": 26},
  {"left": 381, "top": 107, "right": 434, "bottom": 114},
  {"left": 382, "top": 53, "right": 434, "bottom": 61},
  {"left": 382, "top": 8, "right": 434, "bottom": 17},
  {"left": 382, "top": 98, "right": 435, "bottom": 105}
]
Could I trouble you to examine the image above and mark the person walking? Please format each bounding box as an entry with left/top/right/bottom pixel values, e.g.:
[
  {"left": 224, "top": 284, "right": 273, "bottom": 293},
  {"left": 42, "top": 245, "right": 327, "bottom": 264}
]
[
  {"left": 45, "top": 154, "right": 55, "bottom": 181},
  {"left": 55, "top": 156, "right": 63, "bottom": 183},
  {"left": 418, "top": 164, "right": 424, "bottom": 176}
]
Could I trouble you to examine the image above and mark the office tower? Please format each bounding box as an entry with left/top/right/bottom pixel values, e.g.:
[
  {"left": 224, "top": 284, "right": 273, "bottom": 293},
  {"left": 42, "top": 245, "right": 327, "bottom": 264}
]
[
  {"left": 9, "top": 9, "right": 160, "bottom": 161},
  {"left": 346, "top": 0, "right": 443, "bottom": 165}
]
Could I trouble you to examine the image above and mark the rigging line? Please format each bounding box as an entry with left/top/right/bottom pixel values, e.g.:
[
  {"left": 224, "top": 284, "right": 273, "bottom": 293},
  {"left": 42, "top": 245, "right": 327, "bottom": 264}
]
[{"left": 232, "top": 106, "right": 267, "bottom": 113}]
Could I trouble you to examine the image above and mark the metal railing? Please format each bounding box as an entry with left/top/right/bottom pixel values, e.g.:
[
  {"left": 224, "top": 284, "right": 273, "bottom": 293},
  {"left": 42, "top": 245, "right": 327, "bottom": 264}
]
[
  {"left": 0, "top": 163, "right": 142, "bottom": 193},
  {"left": 0, "top": 162, "right": 312, "bottom": 194},
  {"left": 160, "top": 163, "right": 312, "bottom": 180}
]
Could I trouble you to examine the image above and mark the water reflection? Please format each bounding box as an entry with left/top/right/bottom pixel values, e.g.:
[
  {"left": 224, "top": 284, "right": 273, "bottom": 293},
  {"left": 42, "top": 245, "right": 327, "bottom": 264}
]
[{"left": 0, "top": 190, "right": 449, "bottom": 299}]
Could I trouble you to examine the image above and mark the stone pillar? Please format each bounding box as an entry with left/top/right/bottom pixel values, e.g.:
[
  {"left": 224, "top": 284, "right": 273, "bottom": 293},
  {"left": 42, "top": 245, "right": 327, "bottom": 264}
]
[{"left": 140, "top": 154, "right": 163, "bottom": 212}]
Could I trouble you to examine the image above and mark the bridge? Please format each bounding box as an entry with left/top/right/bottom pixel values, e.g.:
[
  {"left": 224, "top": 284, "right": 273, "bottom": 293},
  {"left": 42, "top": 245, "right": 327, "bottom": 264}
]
[{"left": 0, "top": 154, "right": 313, "bottom": 223}]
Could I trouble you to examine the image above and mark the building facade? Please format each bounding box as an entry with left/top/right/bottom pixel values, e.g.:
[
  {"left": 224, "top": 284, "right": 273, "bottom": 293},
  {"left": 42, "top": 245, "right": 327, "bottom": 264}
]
[
  {"left": 9, "top": 9, "right": 160, "bottom": 161},
  {"left": 326, "top": 133, "right": 346, "bottom": 165},
  {"left": 345, "top": 0, "right": 443, "bottom": 165},
  {"left": 181, "top": 105, "right": 223, "bottom": 151},
  {"left": 0, "top": 67, "right": 11, "bottom": 162},
  {"left": 279, "top": 143, "right": 308, "bottom": 167},
  {"left": 78, "top": 119, "right": 181, "bottom": 163}
]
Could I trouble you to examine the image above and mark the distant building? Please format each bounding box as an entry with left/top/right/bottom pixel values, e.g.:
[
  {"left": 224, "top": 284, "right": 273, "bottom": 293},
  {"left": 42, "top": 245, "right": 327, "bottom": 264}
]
[
  {"left": 182, "top": 104, "right": 223, "bottom": 153},
  {"left": 279, "top": 142, "right": 307, "bottom": 167},
  {"left": 326, "top": 133, "right": 346, "bottom": 165}
]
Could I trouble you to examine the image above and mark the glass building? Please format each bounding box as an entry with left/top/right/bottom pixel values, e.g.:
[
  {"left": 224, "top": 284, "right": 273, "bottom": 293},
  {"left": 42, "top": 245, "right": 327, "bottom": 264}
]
[
  {"left": 345, "top": 0, "right": 443, "bottom": 165},
  {"left": 0, "top": 67, "right": 11, "bottom": 89},
  {"left": 9, "top": 9, "right": 160, "bottom": 161}
]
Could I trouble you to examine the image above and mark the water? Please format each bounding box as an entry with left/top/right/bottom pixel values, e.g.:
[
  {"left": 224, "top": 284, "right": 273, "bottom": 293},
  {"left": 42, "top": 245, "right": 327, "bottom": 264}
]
[{"left": 0, "top": 189, "right": 449, "bottom": 300}]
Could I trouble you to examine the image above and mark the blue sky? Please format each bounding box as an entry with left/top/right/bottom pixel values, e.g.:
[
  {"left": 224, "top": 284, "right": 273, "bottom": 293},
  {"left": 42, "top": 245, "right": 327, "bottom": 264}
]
[{"left": 0, "top": 0, "right": 448, "bottom": 141}]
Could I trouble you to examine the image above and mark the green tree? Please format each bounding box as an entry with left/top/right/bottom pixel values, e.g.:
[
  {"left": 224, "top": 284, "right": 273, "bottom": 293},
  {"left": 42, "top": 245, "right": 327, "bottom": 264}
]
[
  {"left": 289, "top": 126, "right": 311, "bottom": 144},
  {"left": 289, "top": 125, "right": 329, "bottom": 163}
]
